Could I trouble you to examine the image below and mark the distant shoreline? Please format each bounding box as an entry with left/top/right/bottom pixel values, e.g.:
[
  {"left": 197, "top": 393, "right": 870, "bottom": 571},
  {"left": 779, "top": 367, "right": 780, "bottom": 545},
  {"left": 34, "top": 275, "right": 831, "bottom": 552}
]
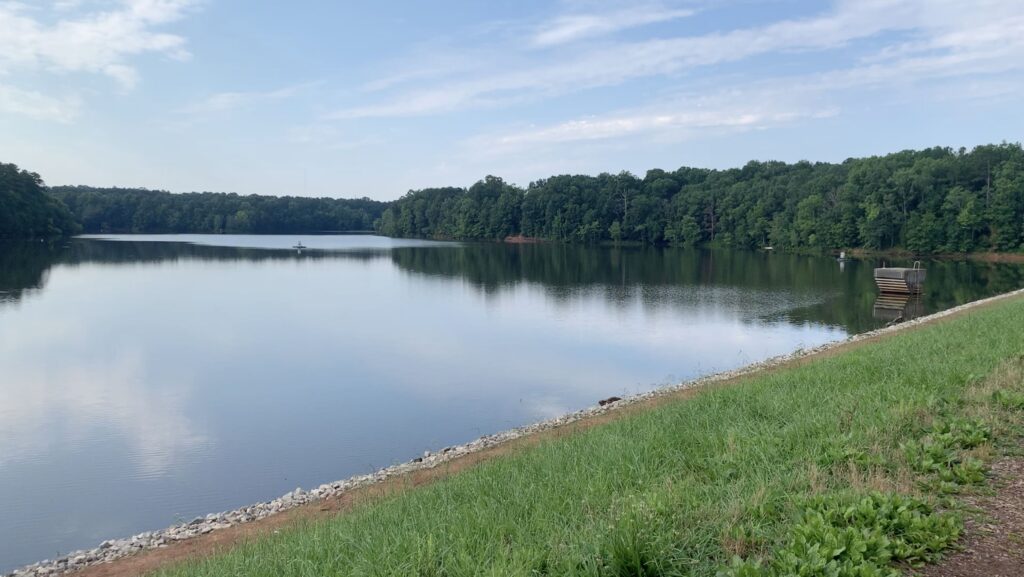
[
  {"left": 9, "top": 234, "right": 1024, "bottom": 265},
  {"left": 840, "top": 247, "right": 1024, "bottom": 264}
]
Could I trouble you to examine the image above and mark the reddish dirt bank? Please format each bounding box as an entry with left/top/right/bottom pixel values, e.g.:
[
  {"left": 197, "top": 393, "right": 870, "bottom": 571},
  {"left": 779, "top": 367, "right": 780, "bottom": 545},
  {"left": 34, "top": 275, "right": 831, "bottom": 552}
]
[{"left": 503, "top": 235, "right": 544, "bottom": 244}]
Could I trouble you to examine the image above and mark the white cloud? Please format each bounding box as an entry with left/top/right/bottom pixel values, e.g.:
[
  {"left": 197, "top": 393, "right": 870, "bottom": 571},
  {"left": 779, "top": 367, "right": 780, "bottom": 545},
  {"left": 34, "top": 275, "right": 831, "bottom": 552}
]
[
  {"left": 0, "top": 0, "right": 198, "bottom": 86},
  {"left": 182, "top": 82, "right": 321, "bottom": 115},
  {"left": 0, "top": 0, "right": 198, "bottom": 121},
  {"left": 471, "top": 78, "right": 843, "bottom": 150},
  {"left": 53, "top": 0, "right": 86, "bottom": 11},
  {"left": 331, "top": 0, "right": 1024, "bottom": 120},
  {"left": 531, "top": 5, "right": 694, "bottom": 47},
  {"left": 0, "top": 83, "right": 81, "bottom": 122},
  {"left": 360, "top": 53, "right": 481, "bottom": 92},
  {"left": 487, "top": 106, "right": 834, "bottom": 148},
  {"left": 477, "top": 8, "right": 1024, "bottom": 150}
]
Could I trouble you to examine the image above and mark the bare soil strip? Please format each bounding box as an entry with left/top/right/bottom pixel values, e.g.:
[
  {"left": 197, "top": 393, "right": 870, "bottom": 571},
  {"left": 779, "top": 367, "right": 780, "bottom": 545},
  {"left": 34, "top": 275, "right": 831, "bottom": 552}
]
[{"left": 917, "top": 455, "right": 1024, "bottom": 577}]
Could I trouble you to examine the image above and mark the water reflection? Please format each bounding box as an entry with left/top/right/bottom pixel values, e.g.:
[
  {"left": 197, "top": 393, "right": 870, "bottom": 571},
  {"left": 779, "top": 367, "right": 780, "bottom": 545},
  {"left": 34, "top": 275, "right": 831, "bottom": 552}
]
[
  {"left": 0, "top": 351, "right": 206, "bottom": 475},
  {"left": 0, "top": 242, "right": 57, "bottom": 306},
  {"left": 873, "top": 294, "right": 926, "bottom": 323},
  {"left": 7, "top": 240, "right": 1021, "bottom": 333},
  {"left": 0, "top": 236, "right": 1023, "bottom": 572},
  {"left": 387, "top": 243, "right": 1024, "bottom": 333}
]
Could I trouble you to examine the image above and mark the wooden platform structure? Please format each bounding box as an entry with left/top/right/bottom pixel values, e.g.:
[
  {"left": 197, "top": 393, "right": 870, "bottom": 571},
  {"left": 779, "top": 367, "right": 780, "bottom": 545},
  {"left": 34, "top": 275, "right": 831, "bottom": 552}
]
[{"left": 874, "top": 262, "right": 926, "bottom": 294}]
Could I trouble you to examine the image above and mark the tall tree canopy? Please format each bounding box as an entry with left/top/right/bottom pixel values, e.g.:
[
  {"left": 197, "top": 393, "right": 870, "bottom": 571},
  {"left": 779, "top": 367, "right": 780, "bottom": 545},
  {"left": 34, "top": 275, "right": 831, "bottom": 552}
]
[
  {"left": 49, "top": 187, "right": 387, "bottom": 234},
  {"left": 377, "top": 144, "right": 1024, "bottom": 254},
  {"left": 4, "top": 143, "right": 1023, "bottom": 253},
  {"left": 0, "top": 163, "right": 78, "bottom": 239}
]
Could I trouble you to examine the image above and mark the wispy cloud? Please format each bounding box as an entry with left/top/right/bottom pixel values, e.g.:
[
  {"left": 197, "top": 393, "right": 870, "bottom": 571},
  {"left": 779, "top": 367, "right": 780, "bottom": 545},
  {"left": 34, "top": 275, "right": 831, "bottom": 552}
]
[
  {"left": 360, "top": 53, "right": 481, "bottom": 92},
  {"left": 53, "top": 0, "right": 86, "bottom": 11},
  {"left": 477, "top": 9, "right": 1024, "bottom": 151},
  {"left": 531, "top": 5, "right": 694, "bottom": 47},
  {"left": 0, "top": 0, "right": 198, "bottom": 88},
  {"left": 474, "top": 81, "right": 839, "bottom": 150},
  {"left": 287, "top": 123, "right": 388, "bottom": 150},
  {"left": 330, "top": 0, "right": 1024, "bottom": 121},
  {"left": 182, "top": 81, "right": 322, "bottom": 115},
  {"left": 0, "top": 0, "right": 198, "bottom": 121},
  {"left": 0, "top": 83, "right": 81, "bottom": 122},
  {"left": 488, "top": 106, "right": 836, "bottom": 148}
]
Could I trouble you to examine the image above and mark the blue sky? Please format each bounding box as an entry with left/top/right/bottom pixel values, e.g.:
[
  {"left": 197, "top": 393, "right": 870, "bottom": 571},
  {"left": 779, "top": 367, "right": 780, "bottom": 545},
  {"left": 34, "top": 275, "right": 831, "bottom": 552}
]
[{"left": 1, "top": 0, "right": 1022, "bottom": 200}]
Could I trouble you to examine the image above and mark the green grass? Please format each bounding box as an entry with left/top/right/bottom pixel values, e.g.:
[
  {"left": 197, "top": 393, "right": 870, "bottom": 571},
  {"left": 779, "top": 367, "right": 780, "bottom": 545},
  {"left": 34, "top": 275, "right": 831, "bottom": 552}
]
[{"left": 160, "top": 296, "right": 1024, "bottom": 577}]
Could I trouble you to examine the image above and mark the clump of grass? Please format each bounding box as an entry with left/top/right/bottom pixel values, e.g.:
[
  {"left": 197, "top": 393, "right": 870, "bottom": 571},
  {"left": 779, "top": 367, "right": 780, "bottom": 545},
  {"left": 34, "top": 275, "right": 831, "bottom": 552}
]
[
  {"left": 819, "top": 436, "right": 887, "bottom": 471},
  {"left": 721, "top": 493, "right": 960, "bottom": 577},
  {"left": 158, "top": 297, "right": 1024, "bottom": 577},
  {"left": 722, "top": 412, "right": 991, "bottom": 577},
  {"left": 723, "top": 343, "right": 1024, "bottom": 576},
  {"left": 993, "top": 389, "right": 1024, "bottom": 410},
  {"left": 902, "top": 417, "right": 992, "bottom": 494}
]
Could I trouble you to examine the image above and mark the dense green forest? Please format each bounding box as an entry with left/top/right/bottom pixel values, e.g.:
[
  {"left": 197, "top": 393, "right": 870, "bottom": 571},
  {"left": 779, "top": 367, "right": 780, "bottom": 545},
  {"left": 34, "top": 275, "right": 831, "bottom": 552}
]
[
  {"left": 49, "top": 186, "right": 386, "bottom": 234},
  {"left": 0, "top": 163, "right": 79, "bottom": 239},
  {"left": 377, "top": 144, "right": 1024, "bottom": 253},
  {"left": 3, "top": 143, "right": 1023, "bottom": 251}
]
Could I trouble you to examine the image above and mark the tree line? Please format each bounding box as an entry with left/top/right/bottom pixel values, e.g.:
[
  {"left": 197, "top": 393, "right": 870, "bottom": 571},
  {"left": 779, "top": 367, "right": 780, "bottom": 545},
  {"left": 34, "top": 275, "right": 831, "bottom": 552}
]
[
  {"left": 0, "top": 163, "right": 79, "bottom": 239},
  {"left": 377, "top": 143, "right": 1024, "bottom": 253},
  {"left": 4, "top": 143, "right": 1024, "bottom": 253},
  {"left": 48, "top": 186, "right": 387, "bottom": 234}
]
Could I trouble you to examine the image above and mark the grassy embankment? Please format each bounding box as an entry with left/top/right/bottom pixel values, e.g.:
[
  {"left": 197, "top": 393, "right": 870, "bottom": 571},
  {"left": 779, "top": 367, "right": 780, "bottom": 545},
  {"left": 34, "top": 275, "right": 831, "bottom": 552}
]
[{"left": 160, "top": 296, "right": 1024, "bottom": 577}]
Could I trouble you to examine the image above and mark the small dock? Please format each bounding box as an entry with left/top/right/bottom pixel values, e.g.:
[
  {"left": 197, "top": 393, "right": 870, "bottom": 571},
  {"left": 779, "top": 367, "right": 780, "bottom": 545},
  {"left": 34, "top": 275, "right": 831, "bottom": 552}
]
[{"left": 874, "top": 262, "right": 926, "bottom": 294}]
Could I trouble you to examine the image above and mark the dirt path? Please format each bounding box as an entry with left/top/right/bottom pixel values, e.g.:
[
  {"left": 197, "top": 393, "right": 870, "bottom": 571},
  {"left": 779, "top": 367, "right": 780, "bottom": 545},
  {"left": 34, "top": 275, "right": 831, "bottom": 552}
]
[{"left": 918, "top": 455, "right": 1024, "bottom": 577}]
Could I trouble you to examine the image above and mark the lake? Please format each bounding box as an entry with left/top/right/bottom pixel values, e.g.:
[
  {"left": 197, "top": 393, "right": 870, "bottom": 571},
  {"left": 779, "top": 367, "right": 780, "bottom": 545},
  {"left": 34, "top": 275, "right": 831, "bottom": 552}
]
[{"left": 1, "top": 235, "right": 1022, "bottom": 572}]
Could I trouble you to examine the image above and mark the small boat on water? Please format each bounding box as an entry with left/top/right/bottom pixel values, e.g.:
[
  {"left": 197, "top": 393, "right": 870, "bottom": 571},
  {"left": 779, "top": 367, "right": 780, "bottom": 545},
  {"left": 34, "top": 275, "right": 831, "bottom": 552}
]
[
  {"left": 293, "top": 241, "right": 306, "bottom": 250},
  {"left": 874, "top": 261, "right": 926, "bottom": 294}
]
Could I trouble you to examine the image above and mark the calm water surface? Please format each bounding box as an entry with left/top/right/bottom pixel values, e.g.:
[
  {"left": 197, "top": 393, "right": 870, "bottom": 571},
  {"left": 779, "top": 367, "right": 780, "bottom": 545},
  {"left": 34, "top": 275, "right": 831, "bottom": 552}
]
[{"left": 1, "top": 235, "right": 1022, "bottom": 571}]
